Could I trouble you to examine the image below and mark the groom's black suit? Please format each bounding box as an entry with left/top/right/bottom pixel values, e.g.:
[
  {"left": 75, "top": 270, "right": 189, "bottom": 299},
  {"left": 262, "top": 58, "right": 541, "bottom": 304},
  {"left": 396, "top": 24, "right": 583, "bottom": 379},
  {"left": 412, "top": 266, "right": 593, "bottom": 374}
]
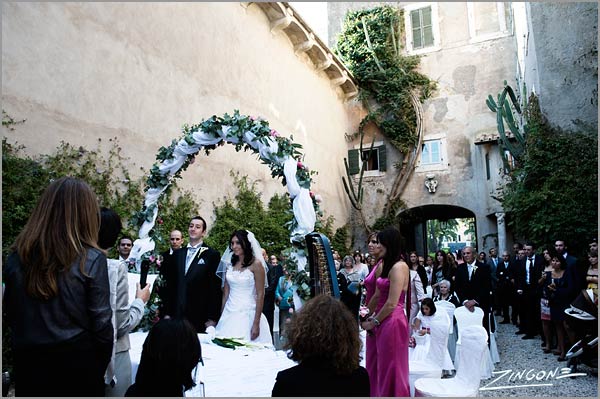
[{"left": 160, "top": 244, "right": 222, "bottom": 333}]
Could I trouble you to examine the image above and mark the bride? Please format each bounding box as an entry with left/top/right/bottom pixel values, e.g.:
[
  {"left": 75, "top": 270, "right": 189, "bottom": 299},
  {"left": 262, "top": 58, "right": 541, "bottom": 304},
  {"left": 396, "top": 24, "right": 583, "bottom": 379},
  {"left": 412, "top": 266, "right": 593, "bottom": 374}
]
[{"left": 215, "top": 230, "right": 273, "bottom": 346}]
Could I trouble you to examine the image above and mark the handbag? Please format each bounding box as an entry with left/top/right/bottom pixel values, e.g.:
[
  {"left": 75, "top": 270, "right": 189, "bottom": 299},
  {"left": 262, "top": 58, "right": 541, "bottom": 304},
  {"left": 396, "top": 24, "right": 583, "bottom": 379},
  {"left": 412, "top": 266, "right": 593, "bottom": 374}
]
[{"left": 540, "top": 298, "right": 551, "bottom": 320}]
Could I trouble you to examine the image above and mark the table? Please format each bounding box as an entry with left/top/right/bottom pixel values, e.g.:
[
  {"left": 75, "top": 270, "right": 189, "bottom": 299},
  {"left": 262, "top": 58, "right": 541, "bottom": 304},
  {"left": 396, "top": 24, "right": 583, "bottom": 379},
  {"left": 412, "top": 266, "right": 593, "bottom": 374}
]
[{"left": 129, "top": 331, "right": 296, "bottom": 397}]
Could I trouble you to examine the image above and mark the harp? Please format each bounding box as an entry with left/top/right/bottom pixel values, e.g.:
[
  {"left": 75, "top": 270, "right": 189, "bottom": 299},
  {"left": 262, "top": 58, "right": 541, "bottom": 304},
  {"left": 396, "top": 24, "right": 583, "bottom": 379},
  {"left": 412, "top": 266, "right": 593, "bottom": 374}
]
[{"left": 305, "top": 232, "right": 341, "bottom": 298}]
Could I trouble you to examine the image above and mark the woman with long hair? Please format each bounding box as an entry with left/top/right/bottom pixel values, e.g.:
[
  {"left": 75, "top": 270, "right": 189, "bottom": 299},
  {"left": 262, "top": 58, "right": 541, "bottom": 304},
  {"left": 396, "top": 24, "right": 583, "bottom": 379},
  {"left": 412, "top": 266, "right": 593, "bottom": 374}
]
[
  {"left": 431, "top": 250, "right": 449, "bottom": 296},
  {"left": 3, "top": 177, "right": 113, "bottom": 396},
  {"left": 361, "top": 231, "right": 383, "bottom": 396},
  {"left": 338, "top": 255, "right": 362, "bottom": 319},
  {"left": 215, "top": 230, "right": 272, "bottom": 345},
  {"left": 272, "top": 295, "right": 369, "bottom": 396},
  {"left": 544, "top": 249, "right": 574, "bottom": 361},
  {"left": 538, "top": 248, "right": 555, "bottom": 354},
  {"left": 125, "top": 318, "right": 201, "bottom": 396},
  {"left": 361, "top": 227, "right": 410, "bottom": 397}
]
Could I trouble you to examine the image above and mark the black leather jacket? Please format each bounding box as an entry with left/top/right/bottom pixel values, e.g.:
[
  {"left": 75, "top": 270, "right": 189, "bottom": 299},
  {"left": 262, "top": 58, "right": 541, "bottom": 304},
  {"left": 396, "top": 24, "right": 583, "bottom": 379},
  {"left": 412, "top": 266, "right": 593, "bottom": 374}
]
[{"left": 3, "top": 248, "right": 113, "bottom": 348}]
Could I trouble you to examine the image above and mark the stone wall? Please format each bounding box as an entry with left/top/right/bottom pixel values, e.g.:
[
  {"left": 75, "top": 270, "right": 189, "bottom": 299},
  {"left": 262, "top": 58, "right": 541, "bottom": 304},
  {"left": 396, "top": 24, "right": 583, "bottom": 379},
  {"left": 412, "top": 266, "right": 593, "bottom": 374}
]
[
  {"left": 526, "top": 2, "right": 598, "bottom": 131},
  {"left": 330, "top": 2, "right": 517, "bottom": 254},
  {"left": 2, "top": 2, "right": 363, "bottom": 231}
]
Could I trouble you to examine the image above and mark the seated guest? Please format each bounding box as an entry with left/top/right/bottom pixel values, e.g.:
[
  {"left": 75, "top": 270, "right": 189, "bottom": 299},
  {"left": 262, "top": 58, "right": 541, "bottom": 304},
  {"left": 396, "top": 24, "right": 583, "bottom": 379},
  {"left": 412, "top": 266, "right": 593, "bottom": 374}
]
[
  {"left": 125, "top": 319, "right": 201, "bottom": 397},
  {"left": 432, "top": 280, "right": 461, "bottom": 307},
  {"left": 272, "top": 295, "right": 370, "bottom": 397}
]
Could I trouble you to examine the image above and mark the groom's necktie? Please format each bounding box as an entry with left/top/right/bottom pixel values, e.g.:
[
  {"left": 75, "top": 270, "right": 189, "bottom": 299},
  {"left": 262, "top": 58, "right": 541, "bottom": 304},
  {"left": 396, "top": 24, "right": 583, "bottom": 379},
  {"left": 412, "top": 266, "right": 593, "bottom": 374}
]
[{"left": 185, "top": 246, "right": 200, "bottom": 274}]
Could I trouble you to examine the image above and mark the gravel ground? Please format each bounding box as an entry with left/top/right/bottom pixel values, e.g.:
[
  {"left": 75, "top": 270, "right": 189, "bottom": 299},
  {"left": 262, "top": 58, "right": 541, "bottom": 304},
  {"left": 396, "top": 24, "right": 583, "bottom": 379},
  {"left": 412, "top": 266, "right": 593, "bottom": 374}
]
[{"left": 478, "top": 318, "right": 598, "bottom": 397}]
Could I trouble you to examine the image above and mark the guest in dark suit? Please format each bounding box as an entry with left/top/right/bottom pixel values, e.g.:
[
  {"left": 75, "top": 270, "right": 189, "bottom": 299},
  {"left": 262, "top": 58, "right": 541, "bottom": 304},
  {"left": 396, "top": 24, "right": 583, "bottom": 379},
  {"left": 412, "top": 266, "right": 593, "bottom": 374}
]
[
  {"left": 159, "top": 216, "right": 222, "bottom": 333},
  {"left": 263, "top": 253, "right": 283, "bottom": 336},
  {"left": 160, "top": 229, "right": 184, "bottom": 261},
  {"left": 554, "top": 239, "right": 582, "bottom": 298},
  {"left": 272, "top": 295, "right": 369, "bottom": 397},
  {"left": 454, "top": 246, "right": 493, "bottom": 338},
  {"left": 514, "top": 242, "right": 545, "bottom": 339},
  {"left": 496, "top": 251, "right": 514, "bottom": 323}
]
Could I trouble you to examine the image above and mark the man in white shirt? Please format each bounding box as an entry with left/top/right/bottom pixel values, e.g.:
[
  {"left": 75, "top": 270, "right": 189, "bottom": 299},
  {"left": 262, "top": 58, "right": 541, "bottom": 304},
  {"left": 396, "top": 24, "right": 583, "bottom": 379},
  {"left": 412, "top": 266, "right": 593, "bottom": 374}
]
[{"left": 117, "top": 236, "right": 133, "bottom": 262}]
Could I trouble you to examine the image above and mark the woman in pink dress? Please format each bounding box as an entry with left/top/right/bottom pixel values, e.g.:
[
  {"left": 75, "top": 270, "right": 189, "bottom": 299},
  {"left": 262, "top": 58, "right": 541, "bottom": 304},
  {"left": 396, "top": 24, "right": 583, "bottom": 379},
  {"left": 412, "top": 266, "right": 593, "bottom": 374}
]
[
  {"left": 361, "top": 227, "right": 410, "bottom": 397},
  {"left": 362, "top": 231, "right": 383, "bottom": 396}
]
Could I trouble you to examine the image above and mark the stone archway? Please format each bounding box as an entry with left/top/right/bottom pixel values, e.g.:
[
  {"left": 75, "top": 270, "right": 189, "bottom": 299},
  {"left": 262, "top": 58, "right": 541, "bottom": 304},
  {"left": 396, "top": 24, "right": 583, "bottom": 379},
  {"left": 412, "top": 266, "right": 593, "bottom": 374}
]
[
  {"left": 397, "top": 204, "right": 477, "bottom": 255},
  {"left": 127, "top": 110, "right": 322, "bottom": 288}
]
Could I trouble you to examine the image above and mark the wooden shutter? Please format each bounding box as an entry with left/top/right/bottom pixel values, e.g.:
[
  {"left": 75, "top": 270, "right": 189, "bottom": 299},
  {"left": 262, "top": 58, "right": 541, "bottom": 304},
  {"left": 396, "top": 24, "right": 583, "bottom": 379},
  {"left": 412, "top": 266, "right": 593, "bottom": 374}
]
[
  {"left": 348, "top": 149, "right": 359, "bottom": 175},
  {"left": 377, "top": 145, "right": 387, "bottom": 172},
  {"left": 411, "top": 9, "right": 422, "bottom": 49},
  {"left": 422, "top": 7, "right": 434, "bottom": 47}
]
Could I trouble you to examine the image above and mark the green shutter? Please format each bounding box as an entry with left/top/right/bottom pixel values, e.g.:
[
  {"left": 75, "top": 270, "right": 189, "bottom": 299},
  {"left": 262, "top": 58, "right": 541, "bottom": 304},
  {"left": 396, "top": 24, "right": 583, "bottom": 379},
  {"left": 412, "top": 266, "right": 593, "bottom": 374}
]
[
  {"left": 411, "top": 9, "right": 423, "bottom": 49},
  {"left": 423, "top": 26, "right": 434, "bottom": 47},
  {"left": 422, "top": 7, "right": 432, "bottom": 26},
  {"left": 348, "top": 149, "right": 359, "bottom": 175},
  {"left": 411, "top": 10, "right": 421, "bottom": 29},
  {"left": 378, "top": 145, "right": 387, "bottom": 172}
]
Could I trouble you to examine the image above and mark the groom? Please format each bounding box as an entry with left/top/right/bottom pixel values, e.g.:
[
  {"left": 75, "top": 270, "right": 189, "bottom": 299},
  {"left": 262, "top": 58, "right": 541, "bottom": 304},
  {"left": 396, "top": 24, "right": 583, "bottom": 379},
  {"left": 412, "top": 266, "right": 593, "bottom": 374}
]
[{"left": 159, "top": 215, "right": 222, "bottom": 333}]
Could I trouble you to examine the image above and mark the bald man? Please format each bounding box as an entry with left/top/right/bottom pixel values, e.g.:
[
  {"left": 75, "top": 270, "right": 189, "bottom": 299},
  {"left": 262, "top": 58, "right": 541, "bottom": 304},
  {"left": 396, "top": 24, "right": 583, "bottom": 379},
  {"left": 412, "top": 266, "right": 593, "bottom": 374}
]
[{"left": 454, "top": 246, "right": 493, "bottom": 338}]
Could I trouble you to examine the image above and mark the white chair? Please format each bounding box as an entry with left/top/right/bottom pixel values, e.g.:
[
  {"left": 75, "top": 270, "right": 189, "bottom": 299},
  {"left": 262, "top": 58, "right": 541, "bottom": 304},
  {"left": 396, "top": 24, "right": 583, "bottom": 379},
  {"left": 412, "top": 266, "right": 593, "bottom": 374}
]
[
  {"left": 414, "top": 325, "right": 488, "bottom": 397},
  {"left": 425, "top": 285, "right": 434, "bottom": 298},
  {"left": 427, "top": 311, "right": 454, "bottom": 371},
  {"left": 488, "top": 313, "right": 500, "bottom": 364},
  {"left": 454, "top": 306, "right": 494, "bottom": 379},
  {"left": 434, "top": 301, "right": 457, "bottom": 362},
  {"left": 409, "top": 311, "right": 453, "bottom": 396}
]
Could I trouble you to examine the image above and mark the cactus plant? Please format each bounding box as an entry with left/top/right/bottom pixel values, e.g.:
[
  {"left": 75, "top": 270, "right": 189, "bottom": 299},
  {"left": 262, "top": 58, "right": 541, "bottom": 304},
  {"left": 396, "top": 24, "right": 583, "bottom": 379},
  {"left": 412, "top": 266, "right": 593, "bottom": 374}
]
[{"left": 486, "top": 81, "right": 527, "bottom": 169}]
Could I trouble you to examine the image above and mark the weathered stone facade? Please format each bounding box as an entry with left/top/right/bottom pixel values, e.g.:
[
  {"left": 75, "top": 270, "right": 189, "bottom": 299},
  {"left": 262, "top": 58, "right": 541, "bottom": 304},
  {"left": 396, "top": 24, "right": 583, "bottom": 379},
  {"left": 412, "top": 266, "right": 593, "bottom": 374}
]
[
  {"left": 2, "top": 2, "right": 363, "bottom": 231},
  {"left": 514, "top": 2, "right": 598, "bottom": 132},
  {"left": 330, "top": 2, "right": 516, "bottom": 255}
]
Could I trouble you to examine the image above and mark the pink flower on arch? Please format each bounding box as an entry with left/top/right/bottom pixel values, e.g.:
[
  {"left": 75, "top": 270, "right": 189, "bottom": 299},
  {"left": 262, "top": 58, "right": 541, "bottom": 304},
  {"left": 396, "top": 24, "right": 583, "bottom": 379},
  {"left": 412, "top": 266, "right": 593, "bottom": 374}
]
[
  {"left": 297, "top": 161, "right": 304, "bottom": 169},
  {"left": 270, "top": 129, "right": 280, "bottom": 137}
]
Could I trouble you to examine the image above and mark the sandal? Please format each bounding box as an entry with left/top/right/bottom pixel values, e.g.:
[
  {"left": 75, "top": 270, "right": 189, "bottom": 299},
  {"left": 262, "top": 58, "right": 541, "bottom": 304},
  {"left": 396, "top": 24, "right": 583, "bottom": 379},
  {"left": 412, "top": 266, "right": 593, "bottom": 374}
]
[
  {"left": 557, "top": 356, "right": 566, "bottom": 362},
  {"left": 552, "top": 350, "right": 561, "bottom": 355},
  {"left": 542, "top": 348, "right": 551, "bottom": 354}
]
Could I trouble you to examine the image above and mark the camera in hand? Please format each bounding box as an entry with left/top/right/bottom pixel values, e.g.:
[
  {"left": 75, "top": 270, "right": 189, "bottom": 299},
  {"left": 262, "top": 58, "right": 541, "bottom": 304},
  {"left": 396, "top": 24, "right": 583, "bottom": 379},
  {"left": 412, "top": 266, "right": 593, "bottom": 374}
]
[{"left": 140, "top": 260, "right": 150, "bottom": 287}]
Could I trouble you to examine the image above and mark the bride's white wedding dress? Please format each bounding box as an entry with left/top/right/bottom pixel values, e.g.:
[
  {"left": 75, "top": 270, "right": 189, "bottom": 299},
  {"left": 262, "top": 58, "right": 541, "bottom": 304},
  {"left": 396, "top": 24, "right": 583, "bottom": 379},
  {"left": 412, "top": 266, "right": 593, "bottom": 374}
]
[{"left": 215, "top": 266, "right": 273, "bottom": 346}]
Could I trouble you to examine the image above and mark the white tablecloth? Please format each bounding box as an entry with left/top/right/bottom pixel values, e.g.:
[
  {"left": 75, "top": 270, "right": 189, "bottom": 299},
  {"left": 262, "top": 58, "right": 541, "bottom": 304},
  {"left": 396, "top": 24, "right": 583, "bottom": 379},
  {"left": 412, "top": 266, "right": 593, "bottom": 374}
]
[{"left": 129, "top": 331, "right": 296, "bottom": 397}]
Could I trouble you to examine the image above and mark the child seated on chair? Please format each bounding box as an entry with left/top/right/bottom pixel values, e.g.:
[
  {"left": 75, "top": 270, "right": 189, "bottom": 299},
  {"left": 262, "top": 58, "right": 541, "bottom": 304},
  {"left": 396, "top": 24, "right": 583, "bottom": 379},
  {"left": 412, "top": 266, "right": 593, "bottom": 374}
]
[
  {"left": 413, "top": 298, "right": 436, "bottom": 336},
  {"left": 409, "top": 298, "right": 436, "bottom": 362}
]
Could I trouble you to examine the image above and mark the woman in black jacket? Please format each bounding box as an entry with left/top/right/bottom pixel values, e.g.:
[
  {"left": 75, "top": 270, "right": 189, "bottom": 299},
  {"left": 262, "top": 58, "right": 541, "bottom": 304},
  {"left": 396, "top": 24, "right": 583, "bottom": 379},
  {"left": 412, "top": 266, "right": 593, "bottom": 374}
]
[
  {"left": 3, "top": 177, "right": 113, "bottom": 396},
  {"left": 272, "top": 295, "right": 369, "bottom": 397}
]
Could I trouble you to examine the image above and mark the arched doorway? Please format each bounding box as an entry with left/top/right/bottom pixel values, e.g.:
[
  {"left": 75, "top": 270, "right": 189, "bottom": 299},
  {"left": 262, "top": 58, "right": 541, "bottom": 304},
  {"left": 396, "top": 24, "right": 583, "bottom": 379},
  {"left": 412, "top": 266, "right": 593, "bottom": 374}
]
[{"left": 397, "top": 204, "right": 477, "bottom": 257}]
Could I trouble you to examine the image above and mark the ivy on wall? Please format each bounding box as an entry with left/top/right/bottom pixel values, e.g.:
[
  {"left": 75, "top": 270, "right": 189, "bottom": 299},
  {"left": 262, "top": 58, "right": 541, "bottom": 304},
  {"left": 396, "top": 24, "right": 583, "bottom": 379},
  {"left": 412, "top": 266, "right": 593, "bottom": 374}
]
[
  {"left": 500, "top": 95, "right": 598, "bottom": 256},
  {"left": 335, "top": 5, "right": 436, "bottom": 153}
]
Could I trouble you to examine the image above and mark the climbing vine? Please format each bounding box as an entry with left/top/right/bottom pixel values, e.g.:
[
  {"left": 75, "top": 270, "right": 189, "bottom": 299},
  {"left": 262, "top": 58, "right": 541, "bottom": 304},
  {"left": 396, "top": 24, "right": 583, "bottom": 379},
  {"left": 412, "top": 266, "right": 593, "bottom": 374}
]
[
  {"left": 500, "top": 95, "right": 598, "bottom": 256},
  {"left": 336, "top": 5, "right": 436, "bottom": 153}
]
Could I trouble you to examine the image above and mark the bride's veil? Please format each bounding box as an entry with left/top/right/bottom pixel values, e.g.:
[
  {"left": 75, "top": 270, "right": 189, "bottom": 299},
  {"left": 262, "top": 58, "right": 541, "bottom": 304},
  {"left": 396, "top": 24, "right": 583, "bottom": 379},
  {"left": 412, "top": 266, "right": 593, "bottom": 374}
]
[{"left": 216, "top": 230, "right": 269, "bottom": 288}]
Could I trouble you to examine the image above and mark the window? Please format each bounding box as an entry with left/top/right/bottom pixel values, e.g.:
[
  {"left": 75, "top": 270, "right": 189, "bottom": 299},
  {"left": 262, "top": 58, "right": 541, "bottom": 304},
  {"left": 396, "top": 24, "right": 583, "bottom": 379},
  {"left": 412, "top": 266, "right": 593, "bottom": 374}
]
[
  {"left": 362, "top": 149, "right": 379, "bottom": 171},
  {"left": 503, "top": 149, "right": 515, "bottom": 173},
  {"left": 347, "top": 144, "right": 387, "bottom": 176},
  {"left": 410, "top": 7, "right": 434, "bottom": 50},
  {"left": 467, "top": 2, "right": 510, "bottom": 43},
  {"left": 485, "top": 153, "right": 491, "bottom": 180},
  {"left": 404, "top": 3, "right": 440, "bottom": 55},
  {"left": 421, "top": 140, "right": 442, "bottom": 165}
]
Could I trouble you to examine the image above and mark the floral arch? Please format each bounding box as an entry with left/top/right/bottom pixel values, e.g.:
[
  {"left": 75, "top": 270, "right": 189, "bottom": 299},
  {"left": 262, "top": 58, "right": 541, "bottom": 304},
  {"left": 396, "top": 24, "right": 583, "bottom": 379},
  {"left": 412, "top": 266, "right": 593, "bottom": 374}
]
[{"left": 128, "top": 110, "right": 321, "bottom": 300}]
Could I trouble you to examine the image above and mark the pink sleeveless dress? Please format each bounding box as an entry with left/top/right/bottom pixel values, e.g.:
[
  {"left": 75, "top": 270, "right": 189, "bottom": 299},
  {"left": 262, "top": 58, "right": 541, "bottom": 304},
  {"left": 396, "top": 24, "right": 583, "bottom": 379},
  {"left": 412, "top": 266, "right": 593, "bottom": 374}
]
[
  {"left": 363, "top": 261, "right": 380, "bottom": 397},
  {"left": 374, "top": 276, "right": 410, "bottom": 397}
]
